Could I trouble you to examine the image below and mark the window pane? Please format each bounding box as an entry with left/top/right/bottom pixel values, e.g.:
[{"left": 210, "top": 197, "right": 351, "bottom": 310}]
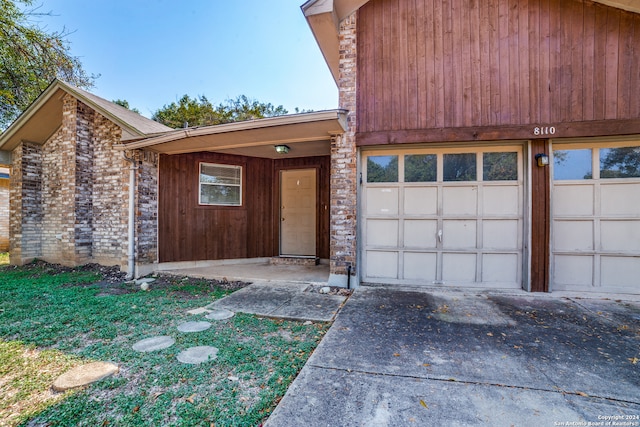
[
  {"left": 553, "top": 149, "right": 592, "bottom": 180},
  {"left": 600, "top": 147, "right": 640, "bottom": 178},
  {"left": 443, "top": 153, "right": 476, "bottom": 181},
  {"left": 367, "top": 156, "right": 398, "bottom": 182},
  {"left": 200, "top": 184, "right": 241, "bottom": 205},
  {"left": 483, "top": 152, "right": 517, "bottom": 181},
  {"left": 200, "top": 164, "right": 241, "bottom": 185},
  {"left": 405, "top": 154, "right": 436, "bottom": 182}
]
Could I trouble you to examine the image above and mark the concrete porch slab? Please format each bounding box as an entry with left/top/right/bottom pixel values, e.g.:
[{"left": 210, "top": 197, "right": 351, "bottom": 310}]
[{"left": 159, "top": 260, "right": 330, "bottom": 285}]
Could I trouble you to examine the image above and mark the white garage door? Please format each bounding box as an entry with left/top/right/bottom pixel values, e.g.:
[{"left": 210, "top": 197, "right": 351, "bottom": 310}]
[
  {"left": 362, "top": 146, "right": 523, "bottom": 288},
  {"left": 551, "top": 142, "right": 640, "bottom": 293}
]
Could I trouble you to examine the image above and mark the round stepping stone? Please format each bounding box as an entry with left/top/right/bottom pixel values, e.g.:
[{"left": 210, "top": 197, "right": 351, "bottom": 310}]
[
  {"left": 132, "top": 336, "right": 175, "bottom": 352},
  {"left": 52, "top": 361, "right": 119, "bottom": 392},
  {"left": 177, "top": 346, "right": 219, "bottom": 364},
  {"left": 205, "top": 309, "right": 235, "bottom": 320},
  {"left": 177, "top": 321, "right": 211, "bottom": 333}
]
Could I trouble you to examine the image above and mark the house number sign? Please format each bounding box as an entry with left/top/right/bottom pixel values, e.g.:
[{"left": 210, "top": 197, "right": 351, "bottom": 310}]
[{"left": 533, "top": 126, "right": 556, "bottom": 136}]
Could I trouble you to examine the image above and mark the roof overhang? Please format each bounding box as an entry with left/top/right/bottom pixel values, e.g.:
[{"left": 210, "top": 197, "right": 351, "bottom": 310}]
[
  {"left": 301, "top": 0, "right": 369, "bottom": 85},
  {"left": 0, "top": 79, "right": 171, "bottom": 153},
  {"left": 302, "top": 0, "right": 640, "bottom": 85},
  {"left": 119, "top": 109, "right": 348, "bottom": 159}
]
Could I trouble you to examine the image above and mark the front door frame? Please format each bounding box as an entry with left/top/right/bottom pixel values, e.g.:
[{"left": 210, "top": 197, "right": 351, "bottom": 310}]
[{"left": 277, "top": 167, "right": 319, "bottom": 257}]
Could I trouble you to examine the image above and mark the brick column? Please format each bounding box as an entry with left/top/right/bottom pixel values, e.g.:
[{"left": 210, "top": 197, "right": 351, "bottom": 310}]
[
  {"left": 329, "top": 12, "right": 358, "bottom": 287},
  {"left": 10, "top": 142, "right": 43, "bottom": 264}
]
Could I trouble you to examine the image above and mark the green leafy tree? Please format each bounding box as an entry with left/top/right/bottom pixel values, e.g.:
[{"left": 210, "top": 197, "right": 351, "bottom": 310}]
[
  {"left": 152, "top": 94, "right": 289, "bottom": 129},
  {"left": 0, "top": 0, "right": 95, "bottom": 130},
  {"left": 112, "top": 99, "right": 140, "bottom": 114}
]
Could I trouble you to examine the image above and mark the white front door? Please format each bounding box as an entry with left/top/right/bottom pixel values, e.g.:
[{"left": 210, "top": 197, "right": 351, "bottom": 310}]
[
  {"left": 362, "top": 146, "right": 524, "bottom": 288},
  {"left": 551, "top": 141, "right": 640, "bottom": 293},
  {"left": 280, "top": 169, "right": 316, "bottom": 256}
]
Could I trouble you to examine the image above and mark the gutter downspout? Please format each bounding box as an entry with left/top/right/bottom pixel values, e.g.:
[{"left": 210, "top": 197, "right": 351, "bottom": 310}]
[{"left": 123, "top": 151, "right": 138, "bottom": 280}]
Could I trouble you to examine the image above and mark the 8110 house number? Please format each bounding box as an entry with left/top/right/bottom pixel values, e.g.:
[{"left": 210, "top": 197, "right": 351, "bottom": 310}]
[{"left": 533, "top": 126, "right": 556, "bottom": 136}]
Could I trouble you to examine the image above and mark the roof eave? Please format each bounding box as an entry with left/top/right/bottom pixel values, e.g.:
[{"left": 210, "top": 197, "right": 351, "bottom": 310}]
[{"left": 118, "top": 109, "right": 348, "bottom": 152}]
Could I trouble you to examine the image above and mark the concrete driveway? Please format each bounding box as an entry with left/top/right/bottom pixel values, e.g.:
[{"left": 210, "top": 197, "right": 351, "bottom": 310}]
[{"left": 266, "top": 286, "right": 640, "bottom": 426}]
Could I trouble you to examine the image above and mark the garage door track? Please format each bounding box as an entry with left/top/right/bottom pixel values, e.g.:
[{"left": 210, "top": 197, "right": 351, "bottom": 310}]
[{"left": 266, "top": 287, "right": 640, "bottom": 426}]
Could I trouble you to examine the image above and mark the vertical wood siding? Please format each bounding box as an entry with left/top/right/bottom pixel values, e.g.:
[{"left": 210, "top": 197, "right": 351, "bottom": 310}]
[
  {"left": 158, "top": 153, "right": 330, "bottom": 263},
  {"left": 357, "top": 0, "right": 640, "bottom": 134}
]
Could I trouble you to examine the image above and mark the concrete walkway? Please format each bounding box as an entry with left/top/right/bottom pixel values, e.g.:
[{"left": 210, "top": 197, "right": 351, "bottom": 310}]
[
  {"left": 206, "top": 281, "right": 348, "bottom": 322},
  {"left": 266, "top": 286, "right": 640, "bottom": 426}
]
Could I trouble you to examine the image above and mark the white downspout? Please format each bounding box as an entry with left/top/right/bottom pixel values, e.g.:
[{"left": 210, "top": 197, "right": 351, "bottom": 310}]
[{"left": 123, "top": 151, "right": 138, "bottom": 280}]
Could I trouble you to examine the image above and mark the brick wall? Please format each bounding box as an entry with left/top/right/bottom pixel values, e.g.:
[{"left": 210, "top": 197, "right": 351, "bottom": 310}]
[
  {"left": 135, "top": 150, "right": 158, "bottom": 265},
  {"left": 10, "top": 95, "right": 157, "bottom": 271},
  {"left": 10, "top": 142, "right": 43, "bottom": 264},
  {"left": 329, "top": 12, "right": 358, "bottom": 285},
  {"left": 0, "top": 178, "right": 9, "bottom": 252}
]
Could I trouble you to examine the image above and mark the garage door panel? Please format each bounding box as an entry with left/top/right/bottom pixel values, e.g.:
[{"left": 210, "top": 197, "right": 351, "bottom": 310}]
[
  {"left": 600, "top": 257, "right": 640, "bottom": 288},
  {"left": 553, "top": 255, "right": 593, "bottom": 287},
  {"left": 443, "top": 187, "right": 477, "bottom": 215},
  {"left": 553, "top": 220, "right": 593, "bottom": 251},
  {"left": 601, "top": 221, "right": 640, "bottom": 251},
  {"left": 366, "top": 220, "right": 398, "bottom": 247},
  {"left": 601, "top": 183, "right": 640, "bottom": 216},
  {"left": 443, "top": 220, "right": 477, "bottom": 249},
  {"left": 483, "top": 186, "right": 519, "bottom": 215},
  {"left": 483, "top": 220, "right": 519, "bottom": 249},
  {"left": 403, "top": 252, "right": 437, "bottom": 281},
  {"left": 442, "top": 253, "right": 477, "bottom": 282},
  {"left": 366, "top": 187, "right": 398, "bottom": 215},
  {"left": 366, "top": 251, "right": 398, "bottom": 279},
  {"left": 553, "top": 185, "right": 594, "bottom": 216},
  {"left": 404, "top": 187, "right": 437, "bottom": 215},
  {"left": 483, "top": 254, "right": 518, "bottom": 283},
  {"left": 404, "top": 220, "right": 437, "bottom": 248}
]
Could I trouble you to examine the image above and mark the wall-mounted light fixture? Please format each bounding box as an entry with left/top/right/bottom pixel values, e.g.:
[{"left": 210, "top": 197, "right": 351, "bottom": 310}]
[
  {"left": 274, "top": 145, "right": 290, "bottom": 154},
  {"left": 535, "top": 153, "right": 549, "bottom": 167}
]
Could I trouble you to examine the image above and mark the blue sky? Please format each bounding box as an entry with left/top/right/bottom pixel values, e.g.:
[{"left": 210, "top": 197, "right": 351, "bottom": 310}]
[{"left": 34, "top": 0, "right": 338, "bottom": 118}]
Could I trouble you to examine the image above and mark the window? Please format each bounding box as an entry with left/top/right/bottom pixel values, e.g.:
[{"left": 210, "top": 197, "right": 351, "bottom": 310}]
[
  {"left": 199, "top": 163, "right": 242, "bottom": 206},
  {"left": 600, "top": 147, "right": 640, "bottom": 178},
  {"left": 405, "top": 154, "right": 436, "bottom": 182},
  {"left": 367, "top": 155, "right": 398, "bottom": 182},
  {"left": 553, "top": 149, "right": 592, "bottom": 180},
  {"left": 483, "top": 152, "right": 517, "bottom": 181},
  {"left": 443, "top": 153, "right": 476, "bottom": 181}
]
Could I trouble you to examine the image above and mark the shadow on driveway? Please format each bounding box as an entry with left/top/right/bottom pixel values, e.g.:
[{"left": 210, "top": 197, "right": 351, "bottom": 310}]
[{"left": 266, "top": 287, "right": 640, "bottom": 426}]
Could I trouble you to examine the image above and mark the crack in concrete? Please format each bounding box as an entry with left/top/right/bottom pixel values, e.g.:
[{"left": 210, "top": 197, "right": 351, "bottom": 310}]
[{"left": 307, "top": 364, "right": 640, "bottom": 406}]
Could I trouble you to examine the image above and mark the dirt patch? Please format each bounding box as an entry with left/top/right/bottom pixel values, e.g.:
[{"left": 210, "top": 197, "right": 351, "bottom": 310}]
[{"left": 17, "top": 260, "right": 250, "bottom": 298}]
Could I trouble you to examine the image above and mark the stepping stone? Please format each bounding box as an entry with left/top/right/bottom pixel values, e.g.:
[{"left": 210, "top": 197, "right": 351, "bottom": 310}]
[
  {"left": 177, "top": 321, "right": 211, "bottom": 333},
  {"left": 132, "top": 336, "right": 175, "bottom": 352},
  {"left": 205, "top": 309, "right": 235, "bottom": 320},
  {"left": 177, "top": 346, "right": 219, "bottom": 364},
  {"left": 52, "top": 361, "right": 119, "bottom": 392},
  {"left": 186, "top": 307, "right": 212, "bottom": 315}
]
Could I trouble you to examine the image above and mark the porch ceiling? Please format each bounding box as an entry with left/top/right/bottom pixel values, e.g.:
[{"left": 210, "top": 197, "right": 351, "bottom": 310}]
[{"left": 122, "top": 109, "right": 348, "bottom": 159}]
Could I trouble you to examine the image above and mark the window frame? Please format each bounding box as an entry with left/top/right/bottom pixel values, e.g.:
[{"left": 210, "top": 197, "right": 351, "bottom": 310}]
[{"left": 198, "top": 162, "right": 243, "bottom": 207}]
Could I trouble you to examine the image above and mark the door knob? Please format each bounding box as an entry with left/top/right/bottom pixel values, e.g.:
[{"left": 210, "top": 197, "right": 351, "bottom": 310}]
[{"left": 437, "top": 229, "right": 443, "bottom": 242}]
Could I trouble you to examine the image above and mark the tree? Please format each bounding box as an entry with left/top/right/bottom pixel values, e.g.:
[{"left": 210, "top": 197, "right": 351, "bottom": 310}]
[
  {"left": 152, "top": 94, "right": 289, "bottom": 129},
  {"left": 112, "top": 99, "right": 140, "bottom": 114},
  {"left": 0, "top": 0, "right": 95, "bottom": 130}
]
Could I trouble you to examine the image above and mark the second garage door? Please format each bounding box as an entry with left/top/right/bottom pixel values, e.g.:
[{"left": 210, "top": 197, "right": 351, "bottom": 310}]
[{"left": 362, "top": 146, "right": 524, "bottom": 288}]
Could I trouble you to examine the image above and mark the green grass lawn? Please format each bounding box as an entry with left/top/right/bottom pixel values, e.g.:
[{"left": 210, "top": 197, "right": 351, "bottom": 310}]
[{"left": 0, "top": 263, "right": 329, "bottom": 427}]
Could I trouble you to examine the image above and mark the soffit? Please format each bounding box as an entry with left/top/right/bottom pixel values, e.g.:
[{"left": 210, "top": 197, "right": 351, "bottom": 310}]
[{"left": 121, "top": 110, "right": 347, "bottom": 159}]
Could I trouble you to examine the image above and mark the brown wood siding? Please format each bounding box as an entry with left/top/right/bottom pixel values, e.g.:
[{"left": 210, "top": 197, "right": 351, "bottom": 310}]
[
  {"left": 530, "top": 140, "right": 550, "bottom": 292},
  {"left": 158, "top": 153, "right": 330, "bottom": 263},
  {"left": 357, "top": 0, "right": 640, "bottom": 141}
]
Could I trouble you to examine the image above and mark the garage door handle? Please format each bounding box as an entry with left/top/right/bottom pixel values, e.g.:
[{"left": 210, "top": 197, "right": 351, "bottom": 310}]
[{"left": 438, "top": 229, "right": 443, "bottom": 243}]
